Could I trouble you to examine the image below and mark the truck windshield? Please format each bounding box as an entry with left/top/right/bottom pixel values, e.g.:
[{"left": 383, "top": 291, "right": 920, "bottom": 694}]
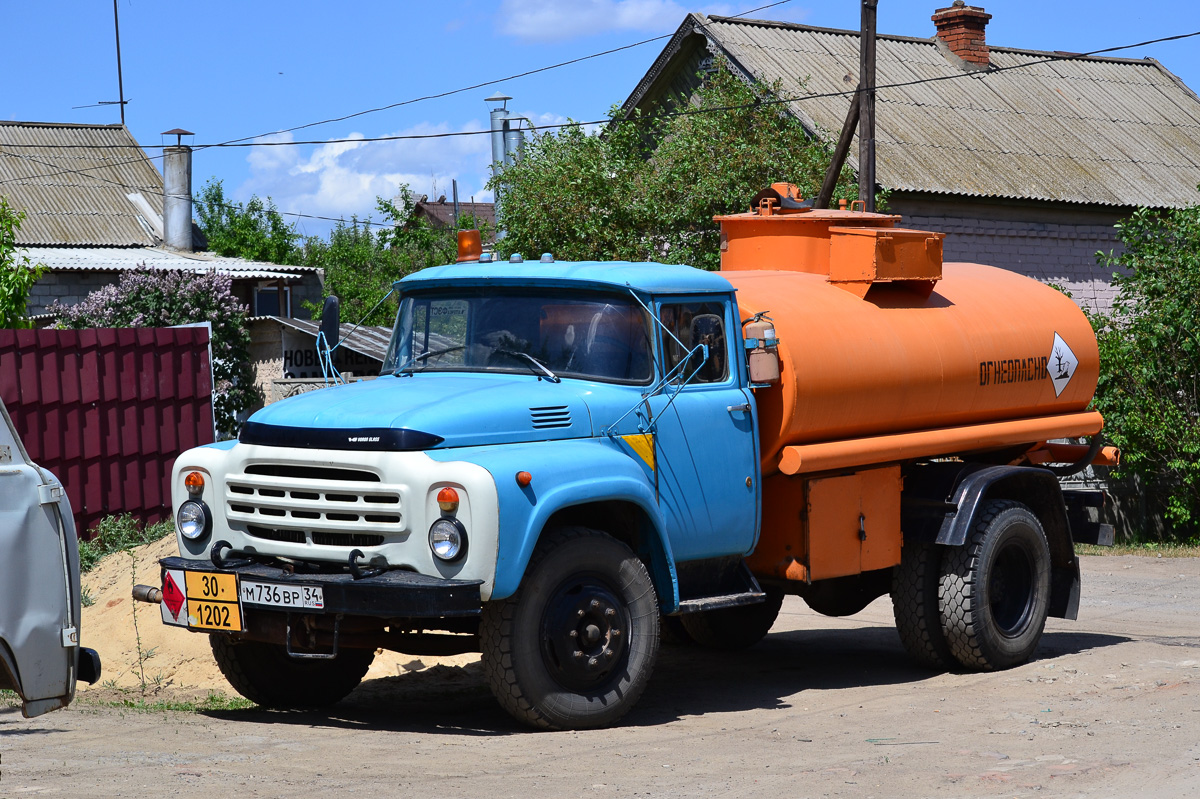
[{"left": 383, "top": 289, "right": 654, "bottom": 384}]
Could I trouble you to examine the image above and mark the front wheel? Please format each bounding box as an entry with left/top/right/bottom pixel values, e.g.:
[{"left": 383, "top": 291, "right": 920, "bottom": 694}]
[
  {"left": 210, "top": 635, "right": 375, "bottom": 708},
  {"left": 481, "top": 527, "right": 660, "bottom": 730},
  {"left": 939, "top": 500, "right": 1051, "bottom": 670}
]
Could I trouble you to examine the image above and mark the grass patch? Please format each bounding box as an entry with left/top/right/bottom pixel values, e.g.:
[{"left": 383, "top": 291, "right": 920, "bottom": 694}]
[
  {"left": 1, "top": 688, "right": 20, "bottom": 708},
  {"left": 79, "top": 514, "right": 174, "bottom": 573},
  {"left": 1077, "top": 539, "right": 1200, "bottom": 557},
  {"left": 81, "top": 690, "right": 256, "bottom": 713}
]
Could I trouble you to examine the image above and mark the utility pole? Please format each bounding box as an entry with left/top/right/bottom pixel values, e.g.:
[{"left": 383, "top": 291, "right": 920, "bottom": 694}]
[
  {"left": 113, "top": 0, "right": 126, "bottom": 125},
  {"left": 858, "top": 0, "right": 878, "bottom": 212}
]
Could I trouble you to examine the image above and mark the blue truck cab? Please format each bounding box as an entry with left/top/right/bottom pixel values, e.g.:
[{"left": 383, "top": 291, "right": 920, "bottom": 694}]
[{"left": 158, "top": 256, "right": 767, "bottom": 729}]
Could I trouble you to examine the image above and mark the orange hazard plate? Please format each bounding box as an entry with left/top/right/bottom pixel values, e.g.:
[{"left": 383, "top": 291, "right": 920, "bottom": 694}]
[{"left": 184, "top": 572, "right": 243, "bottom": 632}]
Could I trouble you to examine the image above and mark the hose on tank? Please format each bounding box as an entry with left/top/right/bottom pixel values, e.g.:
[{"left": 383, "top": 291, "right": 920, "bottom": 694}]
[{"left": 1047, "top": 435, "right": 1104, "bottom": 477}]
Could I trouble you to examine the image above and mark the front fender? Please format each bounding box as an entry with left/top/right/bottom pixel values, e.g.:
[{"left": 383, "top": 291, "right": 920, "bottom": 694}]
[{"left": 428, "top": 438, "right": 677, "bottom": 607}]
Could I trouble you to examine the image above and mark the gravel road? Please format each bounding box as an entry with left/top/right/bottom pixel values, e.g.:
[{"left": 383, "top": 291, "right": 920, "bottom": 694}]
[{"left": 3, "top": 554, "right": 1198, "bottom": 798}]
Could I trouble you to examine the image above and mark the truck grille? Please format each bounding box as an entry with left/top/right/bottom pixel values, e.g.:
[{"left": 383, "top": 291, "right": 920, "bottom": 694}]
[{"left": 226, "top": 465, "right": 403, "bottom": 545}]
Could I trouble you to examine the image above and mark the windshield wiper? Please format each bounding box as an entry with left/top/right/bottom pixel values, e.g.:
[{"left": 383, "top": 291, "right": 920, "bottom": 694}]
[
  {"left": 395, "top": 344, "right": 465, "bottom": 374},
  {"left": 493, "top": 348, "right": 560, "bottom": 383}
]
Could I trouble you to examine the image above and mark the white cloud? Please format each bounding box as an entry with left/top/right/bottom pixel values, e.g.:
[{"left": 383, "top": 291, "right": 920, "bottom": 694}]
[
  {"left": 235, "top": 122, "right": 495, "bottom": 236},
  {"left": 498, "top": 0, "right": 811, "bottom": 42},
  {"left": 499, "top": 0, "right": 687, "bottom": 41}
]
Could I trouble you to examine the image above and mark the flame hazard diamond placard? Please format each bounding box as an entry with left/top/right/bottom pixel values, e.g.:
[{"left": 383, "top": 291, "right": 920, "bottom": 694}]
[{"left": 161, "top": 570, "right": 185, "bottom": 623}]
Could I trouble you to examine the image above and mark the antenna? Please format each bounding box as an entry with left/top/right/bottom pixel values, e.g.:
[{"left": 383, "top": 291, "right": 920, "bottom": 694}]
[{"left": 113, "top": 0, "right": 127, "bottom": 125}]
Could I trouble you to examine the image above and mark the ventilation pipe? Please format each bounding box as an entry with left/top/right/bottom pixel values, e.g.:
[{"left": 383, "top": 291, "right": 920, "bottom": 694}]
[{"left": 162, "top": 128, "right": 194, "bottom": 252}]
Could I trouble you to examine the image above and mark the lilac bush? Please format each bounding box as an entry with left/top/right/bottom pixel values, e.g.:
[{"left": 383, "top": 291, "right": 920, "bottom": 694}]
[{"left": 53, "top": 266, "right": 257, "bottom": 436}]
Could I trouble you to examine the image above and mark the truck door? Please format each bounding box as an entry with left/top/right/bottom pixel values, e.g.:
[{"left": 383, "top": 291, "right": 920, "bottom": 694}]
[
  {"left": 648, "top": 297, "right": 759, "bottom": 561},
  {"left": 0, "top": 400, "right": 75, "bottom": 716}
]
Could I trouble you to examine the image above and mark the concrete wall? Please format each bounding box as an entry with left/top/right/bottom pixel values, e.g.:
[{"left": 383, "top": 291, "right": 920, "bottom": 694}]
[
  {"left": 892, "top": 194, "right": 1129, "bottom": 315},
  {"left": 26, "top": 271, "right": 116, "bottom": 317}
]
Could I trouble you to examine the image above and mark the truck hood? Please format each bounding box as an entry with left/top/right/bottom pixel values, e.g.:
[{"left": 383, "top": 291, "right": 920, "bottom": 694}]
[{"left": 244, "top": 373, "right": 645, "bottom": 449}]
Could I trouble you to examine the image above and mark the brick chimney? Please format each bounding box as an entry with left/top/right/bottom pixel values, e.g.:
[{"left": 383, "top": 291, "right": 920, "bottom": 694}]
[{"left": 932, "top": 1, "right": 992, "bottom": 66}]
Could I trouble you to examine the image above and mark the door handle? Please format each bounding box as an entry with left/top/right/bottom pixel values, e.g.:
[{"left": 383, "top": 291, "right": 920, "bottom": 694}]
[{"left": 727, "top": 403, "right": 751, "bottom": 413}]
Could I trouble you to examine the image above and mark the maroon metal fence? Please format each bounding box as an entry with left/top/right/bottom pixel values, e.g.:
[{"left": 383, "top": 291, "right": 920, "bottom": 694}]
[{"left": 0, "top": 328, "right": 215, "bottom": 536}]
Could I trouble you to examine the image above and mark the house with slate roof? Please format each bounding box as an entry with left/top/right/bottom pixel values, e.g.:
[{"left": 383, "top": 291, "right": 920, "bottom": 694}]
[
  {"left": 0, "top": 121, "right": 323, "bottom": 320},
  {"left": 620, "top": 4, "right": 1200, "bottom": 313}
]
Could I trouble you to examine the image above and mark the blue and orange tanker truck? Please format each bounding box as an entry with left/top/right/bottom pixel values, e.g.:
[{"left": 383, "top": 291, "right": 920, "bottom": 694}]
[{"left": 137, "top": 184, "right": 1117, "bottom": 729}]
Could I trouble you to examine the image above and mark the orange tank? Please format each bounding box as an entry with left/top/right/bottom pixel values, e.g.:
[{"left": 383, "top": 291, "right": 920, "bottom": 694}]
[{"left": 715, "top": 195, "right": 1101, "bottom": 476}]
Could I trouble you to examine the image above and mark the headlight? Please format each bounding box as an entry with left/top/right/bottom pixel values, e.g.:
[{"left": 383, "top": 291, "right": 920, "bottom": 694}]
[
  {"left": 429, "top": 518, "right": 467, "bottom": 562},
  {"left": 177, "top": 500, "right": 211, "bottom": 541}
]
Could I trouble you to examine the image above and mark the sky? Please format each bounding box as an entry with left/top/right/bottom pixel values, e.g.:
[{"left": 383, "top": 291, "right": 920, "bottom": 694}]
[{"left": 5, "top": 1, "right": 1199, "bottom": 239}]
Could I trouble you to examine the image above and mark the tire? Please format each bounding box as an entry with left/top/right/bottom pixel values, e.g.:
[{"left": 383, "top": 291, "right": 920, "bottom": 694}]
[
  {"left": 480, "top": 527, "right": 660, "bottom": 730},
  {"left": 679, "top": 588, "right": 783, "bottom": 651},
  {"left": 210, "top": 634, "right": 375, "bottom": 708},
  {"left": 891, "top": 542, "right": 955, "bottom": 669},
  {"left": 939, "top": 500, "right": 1052, "bottom": 670}
]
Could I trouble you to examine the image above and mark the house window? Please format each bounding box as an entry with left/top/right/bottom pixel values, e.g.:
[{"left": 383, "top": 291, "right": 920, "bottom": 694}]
[{"left": 255, "top": 285, "right": 291, "bottom": 317}]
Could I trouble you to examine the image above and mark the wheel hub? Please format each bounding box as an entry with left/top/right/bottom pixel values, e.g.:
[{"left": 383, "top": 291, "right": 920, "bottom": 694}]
[
  {"left": 989, "top": 539, "right": 1036, "bottom": 637},
  {"left": 540, "top": 580, "right": 630, "bottom": 691}
]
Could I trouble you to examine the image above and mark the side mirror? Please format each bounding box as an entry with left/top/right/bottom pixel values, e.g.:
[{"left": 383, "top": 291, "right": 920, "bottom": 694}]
[
  {"left": 689, "top": 314, "right": 726, "bottom": 382},
  {"left": 318, "top": 295, "right": 341, "bottom": 352}
]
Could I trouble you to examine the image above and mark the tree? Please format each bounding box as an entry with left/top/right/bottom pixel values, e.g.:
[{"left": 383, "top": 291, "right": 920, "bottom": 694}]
[
  {"left": 300, "top": 192, "right": 467, "bottom": 326},
  {"left": 193, "top": 181, "right": 468, "bottom": 327},
  {"left": 0, "top": 195, "right": 45, "bottom": 328},
  {"left": 1092, "top": 193, "right": 1200, "bottom": 533},
  {"left": 491, "top": 63, "right": 859, "bottom": 270},
  {"left": 53, "top": 268, "right": 257, "bottom": 437},
  {"left": 194, "top": 179, "right": 302, "bottom": 265}
]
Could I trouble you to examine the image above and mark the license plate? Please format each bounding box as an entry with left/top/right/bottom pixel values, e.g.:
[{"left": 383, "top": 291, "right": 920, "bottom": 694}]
[
  {"left": 240, "top": 580, "right": 324, "bottom": 610},
  {"left": 159, "top": 569, "right": 245, "bottom": 631}
]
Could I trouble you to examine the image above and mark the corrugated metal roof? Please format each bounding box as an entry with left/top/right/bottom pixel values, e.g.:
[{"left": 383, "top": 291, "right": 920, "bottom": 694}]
[
  {"left": 625, "top": 15, "right": 1200, "bottom": 208},
  {"left": 267, "top": 317, "right": 393, "bottom": 363},
  {"left": 20, "top": 246, "right": 319, "bottom": 280},
  {"left": 0, "top": 122, "right": 169, "bottom": 245}
]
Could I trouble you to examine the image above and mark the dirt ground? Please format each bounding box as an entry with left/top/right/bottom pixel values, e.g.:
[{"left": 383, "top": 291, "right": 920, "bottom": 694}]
[{"left": 3, "top": 553, "right": 1199, "bottom": 798}]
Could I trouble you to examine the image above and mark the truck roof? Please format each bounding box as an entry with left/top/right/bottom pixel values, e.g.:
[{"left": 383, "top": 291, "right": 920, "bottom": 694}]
[{"left": 397, "top": 260, "right": 735, "bottom": 296}]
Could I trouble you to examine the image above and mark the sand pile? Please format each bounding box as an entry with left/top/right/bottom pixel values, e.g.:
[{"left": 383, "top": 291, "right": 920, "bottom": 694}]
[{"left": 78, "top": 537, "right": 480, "bottom": 700}]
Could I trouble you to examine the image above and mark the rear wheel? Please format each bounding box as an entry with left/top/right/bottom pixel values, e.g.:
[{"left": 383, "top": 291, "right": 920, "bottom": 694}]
[
  {"left": 939, "top": 500, "right": 1051, "bottom": 670},
  {"left": 481, "top": 527, "right": 660, "bottom": 730},
  {"left": 679, "top": 589, "right": 783, "bottom": 650},
  {"left": 892, "top": 542, "right": 955, "bottom": 669},
  {"left": 210, "top": 635, "right": 374, "bottom": 708}
]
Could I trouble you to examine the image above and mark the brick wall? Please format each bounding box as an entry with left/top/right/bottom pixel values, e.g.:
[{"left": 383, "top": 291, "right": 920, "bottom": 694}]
[
  {"left": 904, "top": 216, "right": 1122, "bottom": 314},
  {"left": 891, "top": 196, "right": 1127, "bottom": 316}
]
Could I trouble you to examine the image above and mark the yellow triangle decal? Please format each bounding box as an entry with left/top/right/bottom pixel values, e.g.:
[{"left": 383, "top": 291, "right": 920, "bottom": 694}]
[{"left": 621, "top": 433, "right": 655, "bottom": 472}]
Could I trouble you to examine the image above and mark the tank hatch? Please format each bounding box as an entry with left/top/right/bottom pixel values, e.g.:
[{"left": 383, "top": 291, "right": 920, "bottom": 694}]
[{"left": 715, "top": 183, "right": 945, "bottom": 298}]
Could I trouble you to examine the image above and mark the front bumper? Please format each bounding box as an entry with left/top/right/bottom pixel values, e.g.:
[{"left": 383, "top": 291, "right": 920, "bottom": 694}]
[{"left": 159, "top": 556, "right": 483, "bottom": 619}]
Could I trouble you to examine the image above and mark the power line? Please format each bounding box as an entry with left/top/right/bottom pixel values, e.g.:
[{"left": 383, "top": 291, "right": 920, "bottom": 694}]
[
  {"left": 8, "top": 27, "right": 1198, "bottom": 153},
  {"left": 0, "top": 149, "right": 399, "bottom": 229},
  {"left": 2, "top": 26, "right": 1198, "bottom": 230},
  {"left": 1, "top": 0, "right": 796, "bottom": 154},
  {"left": 190, "top": 0, "right": 796, "bottom": 151}
]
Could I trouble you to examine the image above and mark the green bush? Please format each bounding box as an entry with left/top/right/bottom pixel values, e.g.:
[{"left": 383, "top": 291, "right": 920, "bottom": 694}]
[
  {"left": 0, "top": 195, "right": 45, "bottom": 328},
  {"left": 1092, "top": 192, "right": 1200, "bottom": 536},
  {"left": 79, "top": 514, "right": 175, "bottom": 573}
]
